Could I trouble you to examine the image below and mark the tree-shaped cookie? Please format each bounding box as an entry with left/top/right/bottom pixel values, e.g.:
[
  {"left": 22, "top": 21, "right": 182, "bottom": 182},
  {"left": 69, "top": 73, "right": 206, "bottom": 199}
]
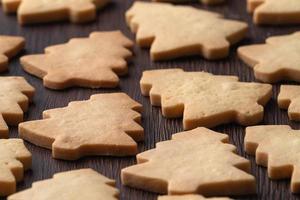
[
  {"left": 245, "top": 125, "right": 300, "bottom": 193},
  {"left": 140, "top": 69, "right": 272, "bottom": 130},
  {"left": 19, "top": 93, "right": 143, "bottom": 160},
  {"left": 153, "top": 0, "right": 224, "bottom": 5},
  {"left": 238, "top": 32, "right": 300, "bottom": 83},
  {"left": 0, "top": 77, "right": 35, "bottom": 138},
  {"left": 17, "top": 0, "right": 109, "bottom": 25},
  {"left": 122, "top": 127, "right": 256, "bottom": 196},
  {"left": 0, "top": 36, "right": 25, "bottom": 72},
  {"left": 126, "top": 2, "right": 248, "bottom": 61},
  {"left": 247, "top": 0, "right": 300, "bottom": 24},
  {"left": 21, "top": 31, "right": 133, "bottom": 90},
  {"left": 159, "top": 195, "right": 231, "bottom": 200},
  {"left": 1, "top": 0, "right": 21, "bottom": 13},
  {"left": 8, "top": 169, "right": 119, "bottom": 200},
  {"left": 278, "top": 85, "right": 300, "bottom": 121},
  {"left": 0, "top": 139, "right": 31, "bottom": 196}
]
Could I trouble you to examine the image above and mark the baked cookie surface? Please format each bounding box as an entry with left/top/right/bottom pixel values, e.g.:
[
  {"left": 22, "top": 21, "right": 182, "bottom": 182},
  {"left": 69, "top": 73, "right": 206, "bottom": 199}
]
[
  {"left": 245, "top": 125, "right": 300, "bottom": 193},
  {"left": 0, "top": 36, "right": 25, "bottom": 72},
  {"left": 17, "top": 0, "right": 110, "bottom": 25},
  {"left": 0, "top": 139, "right": 31, "bottom": 196},
  {"left": 21, "top": 31, "right": 133, "bottom": 90},
  {"left": 126, "top": 2, "right": 248, "bottom": 61},
  {"left": 122, "top": 127, "right": 256, "bottom": 196},
  {"left": 248, "top": 0, "right": 300, "bottom": 24},
  {"left": 140, "top": 69, "right": 272, "bottom": 129},
  {"left": 8, "top": 169, "right": 119, "bottom": 200},
  {"left": 0, "top": 77, "right": 34, "bottom": 138},
  {"left": 238, "top": 32, "right": 300, "bottom": 83},
  {"left": 19, "top": 93, "right": 143, "bottom": 160},
  {"left": 0, "top": 0, "right": 21, "bottom": 13},
  {"left": 278, "top": 85, "right": 300, "bottom": 121}
]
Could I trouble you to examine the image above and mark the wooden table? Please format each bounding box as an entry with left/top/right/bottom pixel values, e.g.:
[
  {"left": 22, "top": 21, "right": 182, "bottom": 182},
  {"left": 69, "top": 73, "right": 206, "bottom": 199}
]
[{"left": 1, "top": 0, "right": 300, "bottom": 199}]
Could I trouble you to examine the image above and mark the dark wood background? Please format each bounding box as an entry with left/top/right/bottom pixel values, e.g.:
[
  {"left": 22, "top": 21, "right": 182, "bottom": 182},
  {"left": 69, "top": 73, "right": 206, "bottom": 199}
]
[{"left": 1, "top": 0, "right": 300, "bottom": 199}]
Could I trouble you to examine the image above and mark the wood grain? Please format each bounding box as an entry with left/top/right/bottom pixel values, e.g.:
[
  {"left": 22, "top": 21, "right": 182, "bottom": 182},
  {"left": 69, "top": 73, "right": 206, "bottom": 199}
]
[{"left": 1, "top": 0, "right": 300, "bottom": 199}]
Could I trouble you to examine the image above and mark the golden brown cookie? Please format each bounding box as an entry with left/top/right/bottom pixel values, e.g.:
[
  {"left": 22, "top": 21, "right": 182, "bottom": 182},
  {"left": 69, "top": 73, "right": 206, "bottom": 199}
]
[
  {"left": 21, "top": 31, "right": 133, "bottom": 90},
  {"left": 8, "top": 169, "right": 119, "bottom": 200},
  {"left": 17, "top": 0, "right": 110, "bottom": 25},
  {"left": 247, "top": 0, "right": 300, "bottom": 24},
  {"left": 19, "top": 93, "right": 143, "bottom": 160},
  {"left": 278, "top": 85, "right": 300, "bottom": 121},
  {"left": 238, "top": 32, "right": 300, "bottom": 83},
  {"left": 0, "top": 139, "right": 31, "bottom": 196},
  {"left": 122, "top": 127, "right": 256, "bottom": 196},
  {"left": 158, "top": 195, "right": 231, "bottom": 200},
  {"left": 153, "top": 0, "right": 224, "bottom": 5},
  {"left": 126, "top": 1, "right": 248, "bottom": 61},
  {"left": 0, "top": 0, "right": 21, "bottom": 13},
  {"left": 140, "top": 69, "right": 272, "bottom": 130},
  {"left": 245, "top": 125, "right": 300, "bottom": 193},
  {"left": 0, "top": 36, "right": 25, "bottom": 72},
  {"left": 0, "top": 77, "right": 34, "bottom": 138},
  {"left": 247, "top": 0, "right": 264, "bottom": 12}
]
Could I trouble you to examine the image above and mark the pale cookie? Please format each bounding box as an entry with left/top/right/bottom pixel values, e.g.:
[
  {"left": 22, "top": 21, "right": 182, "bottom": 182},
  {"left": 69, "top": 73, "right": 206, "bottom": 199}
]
[
  {"left": 17, "top": 0, "right": 110, "bottom": 25},
  {"left": 0, "top": 77, "right": 35, "bottom": 138},
  {"left": 238, "top": 32, "right": 300, "bottom": 83},
  {"left": 1, "top": 0, "right": 21, "bottom": 13},
  {"left": 122, "top": 127, "right": 256, "bottom": 196},
  {"left": 0, "top": 36, "right": 25, "bottom": 72},
  {"left": 247, "top": 0, "right": 300, "bottom": 24},
  {"left": 245, "top": 125, "right": 300, "bottom": 193},
  {"left": 140, "top": 69, "right": 272, "bottom": 130},
  {"left": 8, "top": 169, "right": 119, "bottom": 200},
  {"left": 0, "top": 139, "right": 31, "bottom": 196},
  {"left": 21, "top": 31, "right": 133, "bottom": 90},
  {"left": 126, "top": 2, "right": 248, "bottom": 61},
  {"left": 278, "top": 85, "right": 300, "bottom": 121},
  {"left": 153, "top": 0, "right": 224, "bottom": 5},
  {"left": 158, "top": 195, "right": 231, "bottom": 200},
  {"left": 19, "top": 93, "right": 143, "bottom": 160}
]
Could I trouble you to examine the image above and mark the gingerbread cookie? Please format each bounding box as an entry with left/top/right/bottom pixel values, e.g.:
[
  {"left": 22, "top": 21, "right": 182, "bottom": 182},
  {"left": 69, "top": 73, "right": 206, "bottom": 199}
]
[
  {"left": 247, "top": 0, "right": 300, "bottom": 24},
  {"left": 8, "top": 169, "right": 119, "bottom": 200},
  {"left": 0, "top": 36, "right": 25, "bottom": 72},
  {"left": 159, "top": 195, "right": 231, "bottom": 200},
  {"left": 153, "top": 0, "right": 224, "bottom": 5},
  {"left": 238, "top": 32, "right": 300, "bottom": 83},
  {"left": 17, "top": 0, "right": 110, "bottom": 25},
  {"left": 0, "top": 77, "right": 34, "bottom": 138},
  {"left": 140, "top": 69, "right": 272, "bottom": 130},
  {"left": 245, "top": 125, "right": 300, "bottom": 193},
  {"left": 122, "top": 127, "right": 256, "bottom": 196},
  {"left": 0, "top": 139, "right": 31, "bottom": 196},
  {"left": 126, "top": 2, "right": 248, "bottom": 61},
  {"left": 19, "top": 93, "right": 143, "bottom": 160},
  {"left": 21, "top": 31, "right": 133, "bottom": 90},
  {"left": 278, "top": 85, "right": 300, "bottom": 121}
]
